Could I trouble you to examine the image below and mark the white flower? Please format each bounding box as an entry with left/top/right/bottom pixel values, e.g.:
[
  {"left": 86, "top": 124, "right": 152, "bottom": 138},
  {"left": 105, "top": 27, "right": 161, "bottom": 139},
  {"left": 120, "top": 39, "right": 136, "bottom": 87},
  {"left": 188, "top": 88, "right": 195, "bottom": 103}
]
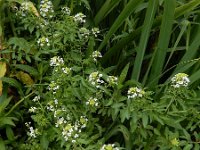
[
  {"left": 86, "top": 97, "right": 99, "bottom": 107},
  {"left": 127, "top": 87, "right": 145, "bottom": 99},
  {"left": 37, "top": 37, "right": 50, "bottom": 47},
  {"left": 79, "top": 27, "right": 90, "bottom": 39},
  {"left": 92, "top": 51, "right": 102, "bottom": 61},
  {"left": 29, "top": 107, "right": 37, "bottom": 113},
  {"left": 80, "top": 116, "right": 88, "bottom": 128},
  {"left": 91, "top": 27, "right": 100, "bottom": 37},
  {"left": 50, "top": 56, "right": 64, "bottom": 66},
  {"left": 54, "top": 98, "right": 58, "bottom": 105},
  {"left": 55, "top": 117, "right": 67, "bottom": 127},
  {"left": 40, "top": 0, "right": 54, "bottom": 18},
  {"left": 62, "top": 67, "right": 71, "bottom": 74},
  {"left": 74, "top": 134, "right": 79, "bottom": 138},
  {"left": 73, "top": 13, "right": 86, "bottom": 23},
  {"left": 72, "top": 140, "right": 76, "bottom": 143},
  {"left": 32, "top": 95, "right": 40, "bottom": 102},
  {"left": 47, "top": 104, "right": 55, "bottom": 111},
  {"left": 26, "top": 124, "right": 38, "bottom": 138},
  {"left": 89, "top": 72, "right": 104, "bottom": 87},
  {"left": 107, "top": 76, "right": 118, "bottom": 85},
  {"left": 47, "top": 81, "right": 60, "bottom": 94},
  {"left": 100, "top": 144, "right": 119, "bottom": 150},
  {"left": 171, "top": 73, "right": 190, "bottom": 88},
  {"left": 61, "top": 6, "right": 71, "bottom": 15},
  {"left": 21, "top": 2, "right": 30, "bottom": 11}
]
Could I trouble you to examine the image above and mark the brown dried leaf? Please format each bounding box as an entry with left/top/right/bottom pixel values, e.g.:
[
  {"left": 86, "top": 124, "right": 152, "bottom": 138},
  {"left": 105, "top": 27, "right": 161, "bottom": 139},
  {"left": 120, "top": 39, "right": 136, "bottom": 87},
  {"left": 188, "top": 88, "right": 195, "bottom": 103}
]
[{"left": 16, "top": 71, "right": 34, "bottom": 85}]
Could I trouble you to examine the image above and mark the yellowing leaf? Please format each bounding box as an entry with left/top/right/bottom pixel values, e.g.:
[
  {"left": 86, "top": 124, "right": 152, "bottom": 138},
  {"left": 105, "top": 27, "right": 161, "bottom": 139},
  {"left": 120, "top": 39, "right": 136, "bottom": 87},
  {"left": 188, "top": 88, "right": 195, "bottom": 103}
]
[
  {"left": 0, "top": 62, "right": 7, "bottom": 96},
  {"left": 16, "top": 71, "right": 34, "bottom": 85}
]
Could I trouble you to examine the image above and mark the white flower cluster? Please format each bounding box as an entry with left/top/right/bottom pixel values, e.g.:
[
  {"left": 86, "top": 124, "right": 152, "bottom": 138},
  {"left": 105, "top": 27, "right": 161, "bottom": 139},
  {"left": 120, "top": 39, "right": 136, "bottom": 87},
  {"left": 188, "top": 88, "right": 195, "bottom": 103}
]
[
  {"left": 37, "top": 37, "right": 50, "bottom": 47},
  {"left": 32, "top": 95, "right": 40, "bottom": 102},
  {"left": 107, "top": 76, "right": 118, "bottom": 86},
  {"left": 50, "top": 56, "right": 64, "bottom": 66},
  {"left": 92, "top": 51, "right": 102, "bottom": 62},
  {"left": 55, "top": 117, "right": 66, "bottom": 127},
  {"left": 61, "top": 6, "right": 71, "bottom": 15},
  {"left": 171, "top": 73, "right": 190, "bottom": 88},
  {"left": 100, "top": 144, "right": 119, "bottom": 150},
  {"left": 89, "top": 71, "right": 104, "bottom": 88},
  {"left": 47, "top": 81, "right": 60, "bottom": 94},
  {"left": 29, "top": 106, "right": 37, "bottom": 113},
  {"left": 25, "top": 122, "right": 39, "bottom": 138},
  {"left": 86, "top": 97, "right": 99, "bottom": 107},
  {"left": 127, "top": 87, "right": 145, "bottom": 99},
  {"left": 39, "top": 0, "right": 54, "bottom": 18},
  {"left": 73, "top": 13, "right": 86, "bottom": 23},
  {"left": 91, "top": 27, "right": 100, "bottom": 37},
  {"left": 79, "top": 27, "right": 90, "bottom": 39},
  {"left": 20, "top": 2, "right": 30, "bottom": 16},
  {"left": 59, "top": 116, "right": 88, "bottom": 143}
]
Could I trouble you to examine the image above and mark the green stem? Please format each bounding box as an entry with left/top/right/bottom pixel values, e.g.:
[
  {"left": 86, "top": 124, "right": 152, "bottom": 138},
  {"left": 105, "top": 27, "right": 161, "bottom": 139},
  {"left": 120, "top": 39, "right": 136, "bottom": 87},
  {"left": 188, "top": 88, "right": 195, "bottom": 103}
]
[{"left": 5, "top": 92, "right": 35, "bottom": 116}]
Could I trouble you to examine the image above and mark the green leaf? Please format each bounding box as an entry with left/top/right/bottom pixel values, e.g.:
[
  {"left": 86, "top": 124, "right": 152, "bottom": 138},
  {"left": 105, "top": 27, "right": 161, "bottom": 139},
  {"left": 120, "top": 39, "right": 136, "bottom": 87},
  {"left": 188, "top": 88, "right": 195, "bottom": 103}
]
[
  {"left": 40, "top": 134, "right": 49, "bottom": 150},
  {"left": 8, "top": 37, "right": 31, "bottom": 53},
  {"left": 120, "top": 109, "right": 130, "bottom": 123},
  {"left": 142, "top": 113, "right": 148, "bottom": 128},
  {"left": 6, "top": 127, "right": 15, "bottom": 141},
  {"left": 161, "top": 116, "right": 182, "bottom": 129},
  {"left": 13, "top": 64, "right": 39, "bottom": 77},
  {"left": 1, "top": 77, "right": 23, "bottom": 95},
  {"left": 0, "top": 117, "right": 16, "bottom": 127},
  {"left": 118, "top": 63, "right": 129, "bottom": 84},
  {"left": 0, "top": 138, "right": 5, "bottom": 150},
  {"left": 0, "top": 97, "right": 12, "bottom": 114},
  {"left": 183, "top": 144, "right": 193, "bottom": 150},
  {"left": 153, "top": 128, "right": 161, "bottom": 135}
]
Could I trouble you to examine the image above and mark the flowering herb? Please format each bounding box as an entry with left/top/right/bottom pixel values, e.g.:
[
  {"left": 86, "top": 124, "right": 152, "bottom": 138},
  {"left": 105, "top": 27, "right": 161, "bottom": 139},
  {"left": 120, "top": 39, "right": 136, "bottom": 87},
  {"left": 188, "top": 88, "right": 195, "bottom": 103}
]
[{"left": 171, "top": 73, "right": 190, "bottom": 88}]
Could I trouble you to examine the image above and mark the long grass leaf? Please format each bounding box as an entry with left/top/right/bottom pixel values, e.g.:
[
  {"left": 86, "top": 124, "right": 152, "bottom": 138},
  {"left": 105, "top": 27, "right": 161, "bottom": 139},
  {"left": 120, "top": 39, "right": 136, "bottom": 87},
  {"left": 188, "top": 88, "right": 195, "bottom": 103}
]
[
  {"left": 147, "top": 0, "right": 176, "bottom": 87},
  {"left": 94, "top": 0, "right": 122, "bottom": 25},
  {"left": 101, "top": 0, "right": 200, "bottom": 64},
  {"left": 131, "top": 0, "right": 159, "bottom": 81},
  {"left": 97, "top": 0, "right": 142, "bottom": 51},
  {"left": 172, "top": 15, "right": 200, "bottom": 75}
]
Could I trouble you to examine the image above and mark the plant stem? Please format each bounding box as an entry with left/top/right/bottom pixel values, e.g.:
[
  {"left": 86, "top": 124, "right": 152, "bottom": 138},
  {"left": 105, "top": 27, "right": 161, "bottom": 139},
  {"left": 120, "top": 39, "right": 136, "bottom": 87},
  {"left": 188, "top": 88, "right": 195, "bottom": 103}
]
[{"left": 5, "top": 91, "right": 35, "bottom": 116}]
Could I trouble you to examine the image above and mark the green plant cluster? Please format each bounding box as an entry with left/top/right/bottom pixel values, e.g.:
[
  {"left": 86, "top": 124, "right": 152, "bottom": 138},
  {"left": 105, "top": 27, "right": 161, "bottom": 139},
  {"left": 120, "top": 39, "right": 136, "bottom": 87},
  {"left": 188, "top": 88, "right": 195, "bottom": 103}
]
[{"left": 0, "top": 0, "right": 200, "bottom": 150}]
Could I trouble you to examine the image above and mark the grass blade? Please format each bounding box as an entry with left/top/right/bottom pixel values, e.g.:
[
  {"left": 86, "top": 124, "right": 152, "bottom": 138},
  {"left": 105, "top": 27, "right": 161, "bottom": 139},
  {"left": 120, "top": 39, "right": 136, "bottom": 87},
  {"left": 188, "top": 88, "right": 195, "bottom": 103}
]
[
  {"left": 97, "top": 0, "right": 142, "bottom": 51},
  {"left": 94, "top": 0, "right": 122, "bottom": 25},
  {"left": 148, "top": 0, "right": 176, "bottom": 87},
  {"left": 101, "top": 0, "right": 200, "bottom": 64},
  {"left": 131, "top": 0, "right": 159, "bottom": 81}
]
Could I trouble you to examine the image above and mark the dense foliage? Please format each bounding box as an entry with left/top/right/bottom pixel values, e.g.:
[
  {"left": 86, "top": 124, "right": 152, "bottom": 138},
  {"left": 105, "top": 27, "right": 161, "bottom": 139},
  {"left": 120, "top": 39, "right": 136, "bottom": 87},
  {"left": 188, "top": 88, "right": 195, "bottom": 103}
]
[{"left": 1, "top": 0, "right": 200, "bottom": 149}]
